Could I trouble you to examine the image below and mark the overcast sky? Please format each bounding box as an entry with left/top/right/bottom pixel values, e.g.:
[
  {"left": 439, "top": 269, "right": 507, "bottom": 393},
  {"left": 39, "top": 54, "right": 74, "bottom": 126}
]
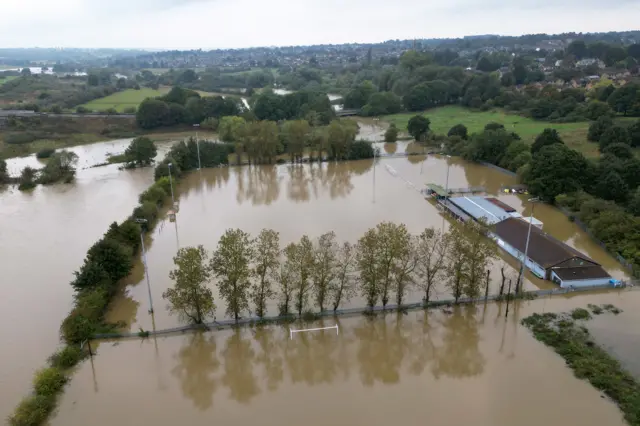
[{"left": 2, "top": 0, "right": 639, "bottom": 49}]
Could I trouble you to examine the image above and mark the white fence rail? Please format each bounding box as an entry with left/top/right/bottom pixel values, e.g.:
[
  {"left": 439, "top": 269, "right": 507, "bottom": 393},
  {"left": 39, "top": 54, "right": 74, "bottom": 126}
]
[{"left": 290, "top": 324, "right": 339, "bottom": 340}]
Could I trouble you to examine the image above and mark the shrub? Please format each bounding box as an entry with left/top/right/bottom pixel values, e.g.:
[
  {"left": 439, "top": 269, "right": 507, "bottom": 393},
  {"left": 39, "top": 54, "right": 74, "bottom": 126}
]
[
  {"left": 105, "top": 107, "right": 118, "bottom": 115},
  {"left": 123, "top": 106, "right": 136, "bottom": 114},
  {"left": 48, "top": 345, "right": 85, "bottom": 369},
  {"left": 384, "top": 124, "right": 398, "bottom": 143},
  {"left": 36, "top": 148, "right": 55, "bottom": 159},
  {"left": 4, "top": 131, "right": 40, "bottom": 145},
  {"left": 33, "top": 367, "right": 67, "bottom": 397},
  {"left": 76, "top": 106, "right": 90, "bottom": 114},
  {"left": 139, "top": 185, "right": 167, "bottom": 206},
  {"left": 85, "top": 238, "right": 133, "bottom": 282},
  {"left": 571, "top": 308, "right": 592, "bottom": 320},
  {"left": 61, "top": 311, "right": 97, "bottom": 344},
  {"left": 8, "top": 394, "right": 56, "bottom": 426},
  {"left": 132, "top": 201, "right": 159, "bottom": 225}
]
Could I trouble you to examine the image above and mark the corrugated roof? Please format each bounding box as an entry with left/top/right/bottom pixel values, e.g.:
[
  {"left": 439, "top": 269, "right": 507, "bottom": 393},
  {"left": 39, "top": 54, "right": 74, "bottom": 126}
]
[
  {"left": 449, "top": 196, "right": 511, "bottom": 225},
  {"left": 485, "top": 197, "right": 516, "bottom": 212},
  {"left": 552, "top": 265, "right": 611, "bottom": 281},
  {"left": 494, "top": 218, "right": 597, "bottom": 268}
]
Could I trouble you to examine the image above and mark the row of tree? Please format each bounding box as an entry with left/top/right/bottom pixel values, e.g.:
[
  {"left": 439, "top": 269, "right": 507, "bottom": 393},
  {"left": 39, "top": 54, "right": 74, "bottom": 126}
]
[
  {"left": 163, "top": 221, "right": 501, "bottom": 324},
  {"left": 12, "top": 150, "right": 79, "bottom": 191}
]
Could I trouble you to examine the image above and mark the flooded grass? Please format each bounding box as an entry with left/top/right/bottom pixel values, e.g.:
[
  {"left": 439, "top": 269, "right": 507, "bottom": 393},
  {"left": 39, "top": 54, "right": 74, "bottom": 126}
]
[{"left": 522, "top": 305, "right": 640, "bottom": 426}]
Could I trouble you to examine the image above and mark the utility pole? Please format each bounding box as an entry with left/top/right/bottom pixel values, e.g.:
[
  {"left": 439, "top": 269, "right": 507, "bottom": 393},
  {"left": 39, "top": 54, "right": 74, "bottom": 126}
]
[
  {"left": 193, "top": 123, "right": 201, "bottom": 170},
  {"left": 372, "top": 147, "right": 376, "bottom": 203},
  {"left": 135, "top": 218, "right": 154, "bottom": 314},
  {"left": 516, "top": 197, "right": 539, "bottom": 294},
  {"left": 505, "top": 279, "right": 512, "bottom": 318},
  {"left": 167, "top": 162, "right": 175, "bottom": 208}
]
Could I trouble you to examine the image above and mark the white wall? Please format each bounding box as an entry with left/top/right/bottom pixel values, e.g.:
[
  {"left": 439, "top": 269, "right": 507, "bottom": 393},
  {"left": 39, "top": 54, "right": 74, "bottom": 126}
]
[
  {"left": 551, "top": 271, "right": 611, "bottom": 289},
  {"left": 493, "top": 235, "right": 546, "bottom": 279}
]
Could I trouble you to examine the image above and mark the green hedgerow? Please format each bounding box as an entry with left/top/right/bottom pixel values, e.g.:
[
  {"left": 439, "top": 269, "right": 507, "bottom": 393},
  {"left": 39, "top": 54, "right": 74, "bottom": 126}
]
[
  {"left": 8, "top": 394, "right": 56, "bottom": 426},
  {"left": 33, "top": 367, "right": 67, "bottom": 397},
  {"left": 48, "top": 345, "right": 86, "bottom": 370},
  {"left": 571, "top": 308, "right": 592, "bottom": 320}
]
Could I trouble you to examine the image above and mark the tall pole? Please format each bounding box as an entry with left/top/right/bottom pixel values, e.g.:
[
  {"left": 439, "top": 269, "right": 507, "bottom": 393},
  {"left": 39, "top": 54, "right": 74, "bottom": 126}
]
[
  {"left": 136, "top": 219, "right": 154, "bottom": 314},
  {"left": 372, "top": 147, "right": 376, "bottom": 204},
  {"left": 516, "top": 197, "right": 538, "bottom": 294},
  {"left": 168, "top": 163, "right": 175, "bottom": 207}
]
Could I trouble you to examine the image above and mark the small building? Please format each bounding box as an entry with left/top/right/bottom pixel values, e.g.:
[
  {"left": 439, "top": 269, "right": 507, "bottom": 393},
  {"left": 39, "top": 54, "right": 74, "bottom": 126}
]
[{"left": 492, "top": 218, "right": 611, "bottom": 288}]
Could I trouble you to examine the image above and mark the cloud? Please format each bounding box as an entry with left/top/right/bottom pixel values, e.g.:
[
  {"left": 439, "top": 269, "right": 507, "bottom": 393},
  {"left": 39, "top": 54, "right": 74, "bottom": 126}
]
[{"left": 1, "top": 0, "right": 639, "bottom": 48}]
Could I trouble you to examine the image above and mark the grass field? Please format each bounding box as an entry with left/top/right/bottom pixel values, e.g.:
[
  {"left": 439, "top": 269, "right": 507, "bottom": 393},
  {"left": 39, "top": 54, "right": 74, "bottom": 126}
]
[
  {"left": 383, "top": 105, "right": 615, "bottom": 158},
  {"left": 80, "top": 87, "right": 172, "bottom": 112},
  {"left": 0, "top": 75, "right": 17, "bottom": 86},
  {"left": 80, "top": 87, "right": 233, "bottom": 113}
]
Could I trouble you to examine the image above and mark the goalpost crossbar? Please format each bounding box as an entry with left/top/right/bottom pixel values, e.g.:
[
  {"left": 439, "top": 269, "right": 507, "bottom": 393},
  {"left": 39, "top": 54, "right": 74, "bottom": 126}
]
[{"left": 289, "top": 324, "right": 339, "bottom": 340}]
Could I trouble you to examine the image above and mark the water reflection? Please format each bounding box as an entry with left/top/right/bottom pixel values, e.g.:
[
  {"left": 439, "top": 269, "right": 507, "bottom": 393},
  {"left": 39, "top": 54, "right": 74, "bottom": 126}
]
[
  {"left": 221, "top": 329, "right": 259, "bottom": 403},
  {"left": 432, "top": 305, "right": 484, "bottom": 378},
  {"left": 384, "top": 143, "right": 397, "bottom": 155},
  {"left": 172, "top": 332, "right": 220, "bottom": 410}
]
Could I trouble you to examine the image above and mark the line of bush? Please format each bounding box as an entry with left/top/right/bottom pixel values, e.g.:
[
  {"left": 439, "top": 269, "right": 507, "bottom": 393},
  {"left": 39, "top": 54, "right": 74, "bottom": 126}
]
[{"left": 522, "top": 306, "right": 640, "bottom": 426}]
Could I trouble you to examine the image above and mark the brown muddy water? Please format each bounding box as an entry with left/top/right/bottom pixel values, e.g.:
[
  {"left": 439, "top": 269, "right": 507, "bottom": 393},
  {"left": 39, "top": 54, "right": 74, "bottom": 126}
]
[
  {"left": 51, "top": 291, "right": 640, "bottom": 426},
  {"left": 0, "top": 138, "right": 177, "bottom": 419},
  {"left": 0, "top": 129, "right": 634, "bottom": 424}
]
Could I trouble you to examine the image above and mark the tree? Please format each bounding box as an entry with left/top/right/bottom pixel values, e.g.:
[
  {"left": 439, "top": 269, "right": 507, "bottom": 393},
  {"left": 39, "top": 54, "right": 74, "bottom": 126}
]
[
  {"left": 461, "top": 221, "right": 497, "bottom": 298},
  {"left": 415, "top": 228, "right": 448, "bottom": 304},
  {"left": 282, "top": 120, "right": 310, "bottom": 163},
  {"left": 587, "top": 115, "right": 614, "bottom": 142},
  {"left": 602, "top": 143, "right": 634, "bottom": 160},
  {"left": 39, "top": 150, "right": 78, "bottom": 184},
  {"left": 599, "top": 126, "right": 631, "bottom": 152},
  {"left": 86, "top": 237, "right": 133, "bottom": 282},
  {"left": 218, "top": 116, "right": 246, "bottom": 143},
  {"left": 285, "top": 236, "right": 314, "bottom": 316},
  {"left": 531, "top": 128, "right": 564, "bottom": 154},
  {"left": 628, "top": 188, "right": 640, "bottom": 216},
  {"left": 136, "top": 99, "right": 170, "bottom": 129},
  {"left": 251, "top": 229, "right": 280, "bottom": 318},
  {"left": 607, "top": 84, "right": 639, "bottom": 116},
  {"left": 211, "top": 229, "right": 254, "bottom": 321},
  {"left": 476, "top": 56, "right": 498, "bottom": 72},
  {"left": 445, "top": 224, "right": 467, "bottom": 304},
  {"left": 595, "top": 170, "right": 629, "bottom": 203},
  {"left": 311, "top": 232, "right": 338, "bottom": 312},
  {"left": 0, "top": 159, "right": 9, "bottom": 184},
  {"left": 276, "top": 262, "right": 294, "bottom": 316},
  {"left": 384, "top": 124, "right": 398, "bottom": 143},
  {"left": 87, "top": 74, "right": 99, "bottom": 86},
  {"left": 567, "top": 40, "right": 588, "bottom": 59},
  {"left": 361, "top": 92, "right": 402, "bottom": 116},
  {"left": 356, "top": 228, "right": 379, "bottom": 308},
  {"left": 18, "top": 166, "right": 37, "bottom": 191},
  {"left": 407, "top": 115, "right": 430, "bottom": 141},
  {"left": 374, "top": 222, "right": 411, "bottom": 307},
  {"left": 326, "top": 120, "right": 357, "bottom": 160},
  {"left": 393, "top": 235, "right": 418, "bottom": 306},
  {"left": 124, "top": 137, "right": 157, "bottom": 167},
  {"left": 585, "top": 101, "right": 613, "bottom": 120},
  {"left": 525, "top": 144, "right": 590, "bottom": 202},
  {"left": 163, "top": 246, "right": 215, "bottom": 324},
  {"left": 448, "top": 124, "right": 468, "bottom": 140},
  {"left": 628, "top": 120, "right": 640, "bottom": 147},
  {"left": 484, "top": 122, "right": 504, "bottom": 131},
  {"left": 330, "top": 242, "right": 356, "bottom": 311},
  {"left": 343, "top": 81, "right": 376, "bottom": 109}
]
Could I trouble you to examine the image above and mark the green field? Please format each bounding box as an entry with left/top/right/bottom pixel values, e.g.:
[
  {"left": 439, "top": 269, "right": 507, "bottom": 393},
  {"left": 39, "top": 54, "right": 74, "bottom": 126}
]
[
  {"left": 80, "top": 87, "right": 171, "bottom": 112},
  {"left": 0, "top": 75, "right": 17, "bottom": 86},
  {"left": 383, "top": 106, "right": 602, "bottom": 157}
]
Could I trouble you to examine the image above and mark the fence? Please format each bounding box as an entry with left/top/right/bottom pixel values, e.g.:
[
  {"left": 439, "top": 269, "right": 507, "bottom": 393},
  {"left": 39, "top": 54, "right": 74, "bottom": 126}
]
[{"left": 92, "top": 283, "right": 637, "bottom": 341}]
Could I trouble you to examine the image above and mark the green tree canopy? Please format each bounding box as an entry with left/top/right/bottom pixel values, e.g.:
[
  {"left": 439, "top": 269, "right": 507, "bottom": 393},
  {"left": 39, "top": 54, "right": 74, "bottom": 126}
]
[
  {"left": 587, "top": 115, "right": 614, "bottom": 142},
  {"left": 407, "top": 115, "right": 430, "bottom": 141},
  {"left": 601, "top": 142, "right": 634, "bottom": 160},
  {"left": 599, "top": 126, "right": 631, "bottom": 152},
  {"left": 525, "top": 144, "right": 590, "bottom": 202},
  {"left": 125, "top": 137, "right": 157, "bottom": 167},
  {"left": 447, "top": 124, "right": 468, "bottom": 140},
  {"left": 531, "top": 128, "right": 564, "bottom": 154}
]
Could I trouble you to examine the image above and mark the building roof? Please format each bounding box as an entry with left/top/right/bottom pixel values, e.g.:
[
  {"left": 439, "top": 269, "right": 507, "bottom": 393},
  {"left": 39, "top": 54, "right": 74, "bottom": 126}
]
[
  {"left": 494, "top": 218, "right": 598, "bottom": 268},
  {"left": 425, "top": 183, "right": 448, "bottom": 197},
  {"left": 552, "top": 265, "right": 611, "bottom": 282},
  {"left": 449, "top": 196, "right": 511, "bottom": 225},
  {"left": 485, "top": 197, "right": 516, "bottom": 213}
]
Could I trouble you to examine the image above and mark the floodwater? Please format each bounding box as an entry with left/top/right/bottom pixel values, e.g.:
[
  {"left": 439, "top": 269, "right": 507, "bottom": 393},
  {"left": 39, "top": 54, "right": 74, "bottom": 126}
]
[
  {"left": 106, "top": 151, "right": 630, "bottom": 334},
  {"left": 0, "top": 126, "right": 633, "bottom": 423},
  {"left": 0, "top": 138, "right": 175, "bottom": 419},
  {"left": 51, "top": 291, "right": 640, "bottom": 426}
]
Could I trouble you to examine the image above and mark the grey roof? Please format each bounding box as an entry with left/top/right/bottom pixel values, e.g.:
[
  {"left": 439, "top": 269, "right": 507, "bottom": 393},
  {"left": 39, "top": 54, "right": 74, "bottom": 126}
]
[{"left": 448, "top": 196, "right": 511, "bottom": 225}]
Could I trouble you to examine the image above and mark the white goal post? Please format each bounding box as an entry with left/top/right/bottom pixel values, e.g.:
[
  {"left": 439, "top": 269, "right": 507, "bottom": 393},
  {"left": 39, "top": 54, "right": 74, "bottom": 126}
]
[{"left": 289, "top": 324, "right": 339, "bottom": 340}]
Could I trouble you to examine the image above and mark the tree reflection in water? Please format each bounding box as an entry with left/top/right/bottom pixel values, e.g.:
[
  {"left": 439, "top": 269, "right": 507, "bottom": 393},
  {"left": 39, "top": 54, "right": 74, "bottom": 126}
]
[
  {"left": 170, "top": 306, "right": 485, "bottom": 408},
  {"left": 243, "top": 165, "right": 281, "bottom": 206},
  {"left": 431, "top": 305, "right": 485, "bottom": 379},
  {"left": 384, "top": 143, "right": 397, "bottom": 155},
  {"left": 172, "top": 331, "right": 220, "bottom": 410},
  {"left": 221, "top": 328, "right": 260, "bottom": 403}
]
